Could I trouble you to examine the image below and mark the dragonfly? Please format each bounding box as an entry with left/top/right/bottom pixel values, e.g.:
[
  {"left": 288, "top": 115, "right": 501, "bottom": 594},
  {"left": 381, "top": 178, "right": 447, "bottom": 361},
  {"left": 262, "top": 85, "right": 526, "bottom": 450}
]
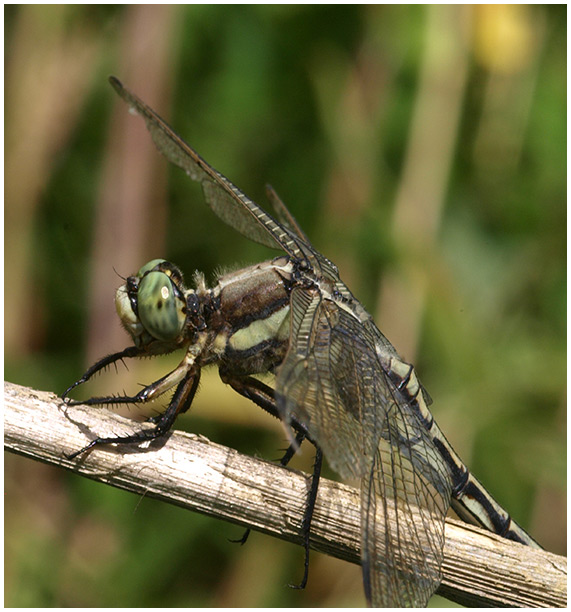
[{"left": 63, "top": 77, "right": 541, "bottom": 607}]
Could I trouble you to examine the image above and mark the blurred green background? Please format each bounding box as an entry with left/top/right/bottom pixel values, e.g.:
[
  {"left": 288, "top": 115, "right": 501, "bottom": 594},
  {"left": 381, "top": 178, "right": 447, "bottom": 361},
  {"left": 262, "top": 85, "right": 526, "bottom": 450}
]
[{"left": 5, "top": 5, "right": 565, "bottom": 607}]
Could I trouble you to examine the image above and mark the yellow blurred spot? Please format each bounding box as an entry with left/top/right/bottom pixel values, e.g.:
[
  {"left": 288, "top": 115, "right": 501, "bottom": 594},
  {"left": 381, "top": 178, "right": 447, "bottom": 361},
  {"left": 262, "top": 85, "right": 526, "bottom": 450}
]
[{"left": 474, "top": 5, "right": 536, "bottom": 73}]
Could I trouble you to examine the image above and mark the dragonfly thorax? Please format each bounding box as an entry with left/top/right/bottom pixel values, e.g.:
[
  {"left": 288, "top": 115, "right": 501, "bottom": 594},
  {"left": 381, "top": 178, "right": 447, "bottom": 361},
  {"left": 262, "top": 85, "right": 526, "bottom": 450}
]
[{"left": 207, "top": 257, "right": 294, "bottom": 376}]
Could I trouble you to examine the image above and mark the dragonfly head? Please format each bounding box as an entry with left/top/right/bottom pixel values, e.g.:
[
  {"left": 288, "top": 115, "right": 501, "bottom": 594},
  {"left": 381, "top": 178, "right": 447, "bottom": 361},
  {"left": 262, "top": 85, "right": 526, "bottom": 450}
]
[{"left": 116, "top": 259, "right": 188, "bottom": 349}]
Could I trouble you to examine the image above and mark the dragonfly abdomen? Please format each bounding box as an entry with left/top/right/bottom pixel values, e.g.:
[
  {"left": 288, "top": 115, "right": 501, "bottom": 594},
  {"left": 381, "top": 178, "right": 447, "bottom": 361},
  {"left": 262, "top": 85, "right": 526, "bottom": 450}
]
[{"left": 380, "top": 353, "right": 541, "bottom": 549}]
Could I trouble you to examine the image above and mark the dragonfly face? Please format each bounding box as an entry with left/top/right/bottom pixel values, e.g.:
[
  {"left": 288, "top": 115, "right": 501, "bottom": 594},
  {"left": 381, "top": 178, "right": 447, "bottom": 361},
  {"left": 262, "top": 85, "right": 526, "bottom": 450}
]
[
  {"left": 115, "top": 259, "right": 190, "bottom": 348},
  {"left": 63, "top": 77, "right": 541, "bottom": 608}
]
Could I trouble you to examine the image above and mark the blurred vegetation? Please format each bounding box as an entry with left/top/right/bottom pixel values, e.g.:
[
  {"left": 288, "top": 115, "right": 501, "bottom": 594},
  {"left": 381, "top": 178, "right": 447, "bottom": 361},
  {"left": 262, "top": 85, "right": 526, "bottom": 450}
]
[{"left": 5, "top": 5, "right": 565, "bottom": 608}]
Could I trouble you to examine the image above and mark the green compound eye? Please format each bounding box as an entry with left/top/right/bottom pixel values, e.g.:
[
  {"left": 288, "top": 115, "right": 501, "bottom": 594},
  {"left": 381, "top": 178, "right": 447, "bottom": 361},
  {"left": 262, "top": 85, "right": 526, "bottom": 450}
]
[{"left": 137, "top": 270, "right": 184, "bottom": 341}]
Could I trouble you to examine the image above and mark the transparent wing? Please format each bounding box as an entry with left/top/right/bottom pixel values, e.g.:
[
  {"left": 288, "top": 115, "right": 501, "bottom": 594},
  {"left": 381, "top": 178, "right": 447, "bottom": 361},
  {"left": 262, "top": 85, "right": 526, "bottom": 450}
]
[
  {"left": 360, "top": 381, "right": 452, "bottom": 606},
  {"left": 110, "top": 77, "right": 329, "bottom": 274},
  {"left": 277, "top": 286, "right": 452, "bottom": 607},
  {"left": 265, "top": 183, "right": 312, "bottom": 244}
]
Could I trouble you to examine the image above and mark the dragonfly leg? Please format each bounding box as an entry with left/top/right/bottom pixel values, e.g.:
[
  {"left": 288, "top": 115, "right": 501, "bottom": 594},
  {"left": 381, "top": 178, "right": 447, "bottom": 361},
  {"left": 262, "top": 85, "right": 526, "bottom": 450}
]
[
  {"left": 64, "top": 356, "right": 192, "bottom": 409},
  {"left": 219, "top": 372, "right": 281, "bottom": 421},
  {"left": 220, "top": 371, "right": 321, "bottom": 590},
  {"left": 61, "top": 346, "right": 143, "bottom": 399},
  {"left": 67, "top": 370, "right": 200, "bottom": 459},
  {"left": 290, "top": 447, "right": 322, "bottom": 590}
]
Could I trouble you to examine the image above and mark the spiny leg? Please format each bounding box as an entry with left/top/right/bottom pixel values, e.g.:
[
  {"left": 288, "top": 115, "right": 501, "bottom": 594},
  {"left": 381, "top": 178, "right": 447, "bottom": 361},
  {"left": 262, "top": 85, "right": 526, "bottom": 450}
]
[
  {"left": 67, "top": 370, "right": 200, "bottom": 459},
  {"left": 221, "top": 372, "right": 322, "bottom": 590},
  {"left": 64, "top": 351, "right": 196, "bottom": 412},
  {"left": 65, "top": 366, "right": 181, "bottom": 409},
  {"left": 61, "top": 346, "right": 143, "bottom": 399}
]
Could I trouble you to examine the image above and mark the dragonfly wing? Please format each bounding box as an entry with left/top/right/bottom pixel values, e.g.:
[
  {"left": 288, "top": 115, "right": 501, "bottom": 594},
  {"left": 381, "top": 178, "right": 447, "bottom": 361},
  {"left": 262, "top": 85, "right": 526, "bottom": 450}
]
[
  {"left": 277, "top": 286, "right": 452, "bottom": 606},
  {"left": 110, "top": 77, "right": 303, "bottom": 256},
  {"left": 265, "top": 183, "right": 312, "bottom": 244},
  {"left": 110, "top": 78, "right": 345, "bottom": 283},
  {"left": 277, "top": 286, "right": 377, "bottom": 476},
  {"left": 359, "top": 382, "right": 452, "bottom": 606}
]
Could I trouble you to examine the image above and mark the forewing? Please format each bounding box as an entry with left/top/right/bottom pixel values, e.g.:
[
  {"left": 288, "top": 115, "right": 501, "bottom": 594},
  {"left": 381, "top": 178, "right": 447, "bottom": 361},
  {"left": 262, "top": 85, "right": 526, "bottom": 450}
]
[
  {"left": 277, "top": 287, "right": 377, "bottom": 477},
  {"left": 110, "top": 77, "right": 308, "bottom": 259},
  {"left": 277, "top": 287, "right": 452, "bottom": 606}
]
